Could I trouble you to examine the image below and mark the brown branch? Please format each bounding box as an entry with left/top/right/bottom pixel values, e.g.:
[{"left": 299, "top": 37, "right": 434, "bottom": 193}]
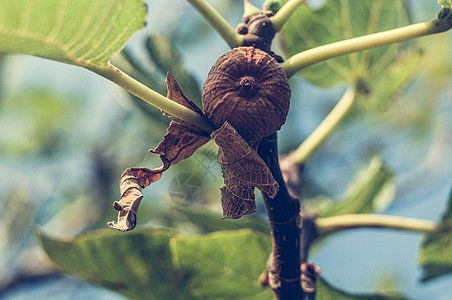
[{"left": 258, "top": 133, "right": 311, "bottom": 299}]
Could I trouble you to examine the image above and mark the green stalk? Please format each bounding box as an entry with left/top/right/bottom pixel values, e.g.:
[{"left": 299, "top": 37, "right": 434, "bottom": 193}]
[
  {"left": 186, "top": 0, "right": 244, "bottom": 48},
  {"left": 316, "top": 214, "right": 450, "bottom": 236},
  {"left": 282, "top": 86, "right": 356, "bottom": 166},
  {"left": 281, "top": 20, "right": 452, "bottom": 78},
  {"left": 270, "top": 0, "right": 306, "bottom": 32},
  {"left": 87, "top": 63, "right": 214, "bottom": 133}
]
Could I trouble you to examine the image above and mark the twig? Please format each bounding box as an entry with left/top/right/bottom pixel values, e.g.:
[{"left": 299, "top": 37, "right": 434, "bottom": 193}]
[
  {"left": 270, "top": 0, "right": 306, "bottom": 32},
  {"left": 315, "top": 214, "right": 451, "bottom": 236},
  {"left": 281, "top": 20, "right": 452, "bottom": 78},
  {"left": 281, "top": 86, "right": 356, "bottom": 167}
]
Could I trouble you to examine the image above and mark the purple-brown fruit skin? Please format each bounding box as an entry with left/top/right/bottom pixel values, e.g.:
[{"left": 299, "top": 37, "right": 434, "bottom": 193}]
[{"left": 202, "top": 47, "right": 291, "bottom": 146}]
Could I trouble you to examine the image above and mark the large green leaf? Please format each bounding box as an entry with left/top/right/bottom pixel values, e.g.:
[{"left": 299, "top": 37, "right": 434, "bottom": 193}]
[
  {"left": 38, "top": 228, "right": 192, "bottom": 300},
  {"left": 0, "top": 0, "right": 147, "bottom": 66},
  {"left": 419, "top": 187, "right": 452, "bottom": 282},
  {"left": 319, "top": 157, "right": 395, "bottom": 217},
  {"left": 170, "top": 229, "right": 274, "bottom": 300},
  {"left": 280, "top": 0, "right": 420, "bottom": 107}
]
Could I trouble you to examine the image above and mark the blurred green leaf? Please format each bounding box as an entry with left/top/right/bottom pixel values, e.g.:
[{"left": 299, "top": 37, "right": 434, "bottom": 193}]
[
  {"left": 317, "top": 277, "right": 407, "bottom": 299},
  {"left": 280, "top": 0, "right": 420, "bottom": 109},
  {"left": 170, "top": 229, "right": 273, "bottom": 300},
  {"left": 38, "top": 228, "right": 192, "bottom": 300},
  {"left": 0, "top": 89, "right": 78, "bottom": 155},
  {"left": 356, "top": 48, "right": 423, "bottom": 111},
  {"left": 319, "top": 157, "right": 395, "bottom": 217},
  {"left": 0, "top": 0, "right": 146, "bottom": 66},
  {"left": 172, "top": 206, "right": 270, "bottom": 234},
  {"left": 419, "top": 187, "right": 452, "bottom": 282},
  {"left": 146, "top": 34, "right": 202, "bottom": 103}
]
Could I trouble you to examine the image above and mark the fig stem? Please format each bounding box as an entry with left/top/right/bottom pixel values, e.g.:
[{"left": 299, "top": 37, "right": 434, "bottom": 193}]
[
  {"left": 316, "top": 214, "right": 451, "bottom": 236},
  {"left": 281, "top": 19, "right": 452, "bottom": 78},
  {"left": 186, "top": 0, "right": 244, "bottom": 48},
  {"left": 282, "top": 86, "right": 356, "bottom": 166},
  {"left": 270, "top": 0, "right": 306, "bottom": 32},
  {"left": 86, "top": 63, "right": 214, "bottom": 133}
]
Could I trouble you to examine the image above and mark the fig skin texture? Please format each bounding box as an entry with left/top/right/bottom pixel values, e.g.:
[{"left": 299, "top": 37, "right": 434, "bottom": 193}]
[{"left": 202, "top": 46, "right": 291, "bottom": 146}]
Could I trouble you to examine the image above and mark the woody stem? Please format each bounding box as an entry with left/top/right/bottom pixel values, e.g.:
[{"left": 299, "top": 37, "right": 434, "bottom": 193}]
[{"left": 258, "top": 133, "right": 316, "bottom": 300}]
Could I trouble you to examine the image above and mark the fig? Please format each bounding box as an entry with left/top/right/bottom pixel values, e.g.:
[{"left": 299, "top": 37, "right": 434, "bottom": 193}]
[{"left": 202, "top": 46, "right": 291, "bottom": 146}]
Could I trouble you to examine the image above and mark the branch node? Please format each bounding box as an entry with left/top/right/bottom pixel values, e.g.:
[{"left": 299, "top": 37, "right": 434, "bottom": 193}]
[{"left": 300, "top": 262, "right": 321, "bottom": 294}]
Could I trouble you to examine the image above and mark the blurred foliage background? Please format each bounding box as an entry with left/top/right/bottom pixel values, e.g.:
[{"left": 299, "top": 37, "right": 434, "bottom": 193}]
[{"left": 0, "top": 0, "right": 452, "bottom": 299}]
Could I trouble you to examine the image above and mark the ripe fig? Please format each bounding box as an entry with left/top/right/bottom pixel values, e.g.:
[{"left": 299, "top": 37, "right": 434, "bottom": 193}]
[{"left": 202, "top": 46, "right": 291, "bottom": 146}]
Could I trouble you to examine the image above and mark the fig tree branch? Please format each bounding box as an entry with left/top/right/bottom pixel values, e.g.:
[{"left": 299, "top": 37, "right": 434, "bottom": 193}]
[
  {"left": 316, "top": 214, "right": 452, "bottom": 236},
  {"left": 281, "top": 86, "right": 356, "bottom": 167},
  {"left": 86, "top": 63, "right": 214, "bottom": 133},
  {"left": 270, "top": 0, "right": 306, "bottom": 32},
  {"left": 186, "top": 0, "right": 244, "bottom": 48},
  {"left": 258, "top": 133, "right": 305, "bottom": 299},
  {"left": 281, "top": 19, "right": 452, "bottom": 78}
]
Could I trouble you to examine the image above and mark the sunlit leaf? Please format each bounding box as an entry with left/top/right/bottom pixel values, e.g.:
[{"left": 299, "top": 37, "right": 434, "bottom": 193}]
[
  {"left": 317, "top": 277, "right": 407, "bottom": 299},
  {"left": 280, "top": 0, "right": 419, "bottom": 109},
  {"left": 170, "top": 229, "right": 274, "bottom": 300},
  {"left": 319, "top": 157, "right": 395, "bottom": 217},
  {"left": 38, "top": 229, "right": 192, "bottom": 300},
  {"left": 439, "top": 0, "right": 452, "bottom": 9},
  {"left": 0, "top": 0, "right": 147, "bottom": 66},
  {"left": 419, "top": 187, "right": 452, "bottom": 282}
]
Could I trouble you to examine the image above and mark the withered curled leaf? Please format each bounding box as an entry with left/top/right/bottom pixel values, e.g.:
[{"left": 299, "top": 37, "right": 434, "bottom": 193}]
[
  {"left": 109, "top": 73, "right": 210, "bottom": 231},
  {"left": 151, "top": 73, "right": 211, "bottom": 166},
  {"left": 212, "top": 122, "right": 279, "bottom": 219},
  {"left": 108, "top": 168, "right": 163, "bottom": 231}
]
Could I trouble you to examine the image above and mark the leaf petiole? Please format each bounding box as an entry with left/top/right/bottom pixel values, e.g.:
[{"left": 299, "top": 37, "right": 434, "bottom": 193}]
[
  {"left": 86, "top": 63, "right": 214, "bottom": 133},
  {"left": 281, "top": 86, "right": 356, "bottom": 166}
]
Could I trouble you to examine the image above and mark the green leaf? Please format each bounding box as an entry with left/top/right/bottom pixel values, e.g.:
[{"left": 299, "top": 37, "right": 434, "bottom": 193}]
[
  {"left": 170, "top": 229, "right": 273, "bottom": 300},
  {"left": 38, "top": 228, "right": 191, "bottom": 300},
  {"left": 280, "top": 0, "right": 419, "bottom": 107},
  {"left": 319, "top": 157, "right": 395, "bottom": 217},
  {"left": 0, "top": 89, "right": 79, "bottom": 155},
  {"left": 419, "top": 187, "right": 452, "bottom": 282},
  {"left": 356, "top": 48, "right": 423, "bottom": 111},
  {"left": 317, "top": 277, "right": 407, "bottom": 300},
  {"left": 0, "top": 0, "right": 147, "bottom": 66},
  {"left": 172, "top": 206, "right": 270, "bottom": 234}
]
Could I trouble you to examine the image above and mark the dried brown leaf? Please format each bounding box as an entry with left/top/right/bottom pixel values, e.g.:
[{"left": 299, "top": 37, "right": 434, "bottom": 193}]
[
  {"left": 109, "top": 74, "right": 210, "bottom": 231},
  {"left": 108, "top": 168, "right": 163, "bottom": 231},
  {"left": 150, "top": 73, "right": 211, "bottom": 166},
  {"left": 212, "top": 122, "right": 279, "bottom": 219},
  {"left": 164, "top": 72, "right": 204, "bottom": 116}
]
